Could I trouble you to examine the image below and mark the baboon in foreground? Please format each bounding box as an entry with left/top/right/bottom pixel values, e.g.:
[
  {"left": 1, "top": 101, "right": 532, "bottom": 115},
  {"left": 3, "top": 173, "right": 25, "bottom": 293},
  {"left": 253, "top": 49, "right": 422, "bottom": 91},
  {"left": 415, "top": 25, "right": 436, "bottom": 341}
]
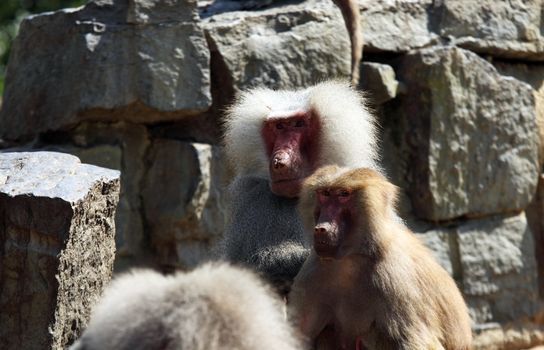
[
  {"left": 289, "top": 166, "right": 472, "bottom": 350},
  {"left": 71, "top": 263, "right": 302, "bottom": 350}
]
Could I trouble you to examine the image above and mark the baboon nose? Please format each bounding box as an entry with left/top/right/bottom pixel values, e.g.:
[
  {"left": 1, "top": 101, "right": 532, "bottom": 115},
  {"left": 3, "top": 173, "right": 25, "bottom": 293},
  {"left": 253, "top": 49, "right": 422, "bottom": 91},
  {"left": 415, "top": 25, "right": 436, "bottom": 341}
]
[
  {"left": 273, "top": 157, "right": 285, "bottom": 169},
  {"left": 272, "top": 152, "right": 290, "bottom": 170},
  {"left": 314, "top": 226, "right": 327, "bottom": 235}
]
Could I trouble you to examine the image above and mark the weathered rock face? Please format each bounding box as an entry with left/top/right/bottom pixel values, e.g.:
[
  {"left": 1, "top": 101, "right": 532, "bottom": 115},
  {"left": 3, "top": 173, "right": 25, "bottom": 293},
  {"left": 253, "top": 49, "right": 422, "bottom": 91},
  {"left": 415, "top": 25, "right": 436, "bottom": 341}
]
[
  {"left": 439, "top": 0, "right": 544, "bottom": 61},
  {"left": 359, "top": 62, "right": 399, "bottom": 105},
  {"left": 360, "top": 0, "right": 438, "bottom": 53},
  {"left": 456, "top": 213, "right": 539, "bottom": 324},
  {"left": 0, "top": 0, "right": 211, "bottom": 141},
  {"left": 393, "top": 47, "right": 539, "bottom": 221},
  {"left": 203, "top": 0, "right": 351, "bottom": 99},
  {"left": 142, "top": 139, "right": 228, "bottom": 269},
  {"left": 0, "top": 152, "right": 120, "bottom": 350},
  {"left": 359, "top": 0, "right": 544, "bottom": 60},
  {"left": 527, "top": 174, "right": 544, "bottom": 299},
  {"left": 414, "top": 213, "right": 540, "bottom": 326}
]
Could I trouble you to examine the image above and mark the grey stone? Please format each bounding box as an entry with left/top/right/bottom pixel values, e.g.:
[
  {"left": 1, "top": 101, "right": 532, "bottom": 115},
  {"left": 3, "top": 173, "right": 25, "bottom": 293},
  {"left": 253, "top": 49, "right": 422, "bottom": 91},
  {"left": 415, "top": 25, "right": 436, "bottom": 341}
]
[
  {"left": 203, "top": 0, "right": 351, "bottom": 96},
  {"left": 0, "top": 151, "right": 120, "bottom": 349},
  {"left": 359, "top": 0, "right": 544, "bottom": 60},
  {"left": 142, "top": 140, "right": 228, "bottom": 268},
  {"left": 472, "top": 322, "right": 544, "bottom": 350},
  {"left": 359, "top": 62, "right": 399, "bottom": 105},
  {"left": 43, "top": 144, "right": 122, "bottom": 172},
  {"left": 439, "top": 0, "right": 544, "bottom": 61},
  {"left": 0, "top": 0, "right": 211, "bottom": 141},
  {"left": 456, "top": 213, "right": 539, "bottom": 324},
  {"left": 360, "top": 0, "right": 437, "bottom": 53},
  {"left": 494, "top": 61, "right": 544, "bottom": 167},
  {"left": 71, "top": 122, "right": 151, "bottom": 271},
  {"left": 394, "top": 47, "right": 539, "bottom": 221},
  {"left": 526, "top": 174, "right": 544, "bottom": 299}
]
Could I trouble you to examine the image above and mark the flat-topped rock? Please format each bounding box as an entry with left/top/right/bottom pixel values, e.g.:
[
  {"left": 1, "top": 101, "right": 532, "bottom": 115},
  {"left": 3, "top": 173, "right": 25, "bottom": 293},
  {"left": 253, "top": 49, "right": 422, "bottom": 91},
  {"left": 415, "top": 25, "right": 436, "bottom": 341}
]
[
  {"left": 0, "top": 151, "right": 119, "bottom": 202},
  {"left": 0, "top": 151, "right": 120, "bottom": 349}
]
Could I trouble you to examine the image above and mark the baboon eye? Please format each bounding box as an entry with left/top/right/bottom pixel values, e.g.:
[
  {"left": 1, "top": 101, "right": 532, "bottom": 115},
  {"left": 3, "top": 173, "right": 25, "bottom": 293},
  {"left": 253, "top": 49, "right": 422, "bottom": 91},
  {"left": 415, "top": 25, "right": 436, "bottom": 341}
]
[
  {"left": 321, "top": 189, "right": 330, "bottom": 197},
  {"left": 294, "top": 119, "right": 305, "bottom": 127},
  {"left": 276, "top": 122, "right": 284, "bottom": 130},
  {"left": 340, "top": 190, "right": 350, "bottom": 197}
]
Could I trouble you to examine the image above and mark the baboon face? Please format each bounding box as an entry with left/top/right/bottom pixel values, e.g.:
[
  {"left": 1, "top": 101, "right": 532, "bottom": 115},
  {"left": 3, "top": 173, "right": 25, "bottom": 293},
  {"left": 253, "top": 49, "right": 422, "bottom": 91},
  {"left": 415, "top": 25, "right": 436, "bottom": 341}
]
[
  {"left": 312, "top": 186, "right": 356, "bottom": 259},
  {"left": 261, "top": 110, "right": 320, "bottom": 198}
]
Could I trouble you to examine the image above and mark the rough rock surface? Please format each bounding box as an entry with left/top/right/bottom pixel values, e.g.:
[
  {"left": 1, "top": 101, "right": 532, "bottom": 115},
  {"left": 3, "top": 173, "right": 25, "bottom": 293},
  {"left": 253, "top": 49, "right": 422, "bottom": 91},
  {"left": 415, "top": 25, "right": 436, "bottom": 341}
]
[
  {"left": 359, "top": 0, "right": 438, "bottom": 53},
  {"left": 0, "top": 0, "right": 211, "bottom": 141},
  {"left": 65, "top": 122, "right": 151, "bottom": 271},
  {"left": 203, "top": 0, "right": 350, "bottom": 99},
  {"left": 394, "top": 47, "right": 539, "bottom": 221},
  {"left": 494, "top": 61, "right": 544, "bottom": 167},
  {"left": 472, "top": 322, "right": 544, "bottom": 350},
  {"left": 527, "top": 174, "right": 544, "bottom": 299},
  {"left": 142, "top": 139, "right": 228, "bottom": 268},
  {"left": 0, "top": 152, "right": 120, "bottom": 349},
  {"left": 358, "top": 0, "right": 544, "bottom": 61},
  {"left": 456, "top": 213, "right": 539, "bottom": 324},
  {"left": 439, "top": 0, "right": 544, "bottom": 61},
  {"left": 359, "top": 62, "right": 399, "bottom": 105}
]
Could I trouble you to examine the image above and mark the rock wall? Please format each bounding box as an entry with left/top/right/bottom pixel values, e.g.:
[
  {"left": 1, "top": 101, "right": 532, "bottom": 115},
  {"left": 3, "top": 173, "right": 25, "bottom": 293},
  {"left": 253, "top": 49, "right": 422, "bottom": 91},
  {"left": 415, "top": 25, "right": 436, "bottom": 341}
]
[{"left": 0, "top": 0, "right": 543, "bottom": 349}]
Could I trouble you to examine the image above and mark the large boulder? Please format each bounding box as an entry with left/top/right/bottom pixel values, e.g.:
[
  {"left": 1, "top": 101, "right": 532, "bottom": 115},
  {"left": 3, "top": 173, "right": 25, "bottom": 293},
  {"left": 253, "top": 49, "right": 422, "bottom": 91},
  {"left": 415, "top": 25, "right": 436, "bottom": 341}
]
[
  {"left": 456, "top": 213, "right": 539, "bottom": 324},
  {"left": 439, "top": 0, "right": 544, "bottom": 61},
  {"left": 359, "top": 0, "right": 544, "bottom": 60},
  {"left": 0, "top": 151, "right": 120, "bottom": 349},
  {"left": 202, "top": 0, "right": 350, "bottom": 102},
  {"left": 393, "top": 47, "right": 539, "bottom": 221},
  {"left": 0, "top": 0, "right": 211, "bottom": 141},
  {"left": 360, "top": 0, "right": 437, "bottom": 53}
]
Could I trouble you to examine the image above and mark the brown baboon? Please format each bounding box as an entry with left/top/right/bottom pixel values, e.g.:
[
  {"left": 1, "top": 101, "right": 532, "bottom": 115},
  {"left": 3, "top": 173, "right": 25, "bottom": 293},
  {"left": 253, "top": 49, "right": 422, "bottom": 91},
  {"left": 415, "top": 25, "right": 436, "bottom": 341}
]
[{"left": 289, "top": 166, "right": 472, "bottom": 350}]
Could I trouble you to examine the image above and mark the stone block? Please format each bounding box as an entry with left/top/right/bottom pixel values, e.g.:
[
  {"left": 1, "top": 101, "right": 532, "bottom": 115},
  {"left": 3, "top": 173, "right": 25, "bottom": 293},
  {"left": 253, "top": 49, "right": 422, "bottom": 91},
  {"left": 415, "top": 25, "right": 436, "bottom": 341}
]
[
  {"left": 0, "top": 151, "right": 120, "bottom": 349},
  {"left": 494, "top": 62, "right": 544, "bottom": 167},
  {"left": 0, "top": 0, "right": 211, "bottom": 141},
  {"left": 456, "top": 213, "right": 539, "bottom": 324},
  {"left": 439, "top": 0, "right": 544, "bottom": 61},
  {"left": 472, "top": 322, "right": 544, "bottom": 350},
  {"left": 395, "top": 47, "right": 539, "bottom": 221},
  {"left": 203, "top": 0, "right": 350, "bottom": 99},
  {"left": 526, "top": 174, "right": 544, "bottom": 299},
  {"left": 360, "top": 0, "right": 437, "bottom": 53},
  {"left": 359, "top": 62, "right": 399, "bottom": 105},
  {"left": 142, "top": 139, "right": 228, "bottom": 268}
]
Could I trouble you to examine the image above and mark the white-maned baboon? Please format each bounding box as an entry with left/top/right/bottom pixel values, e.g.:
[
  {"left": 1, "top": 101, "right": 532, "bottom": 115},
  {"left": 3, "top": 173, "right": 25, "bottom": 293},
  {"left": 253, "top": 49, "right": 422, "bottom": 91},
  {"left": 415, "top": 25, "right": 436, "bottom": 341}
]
[
  {"left": 289, "top": 166, "right": 472, "bottom": 350},
  {"left": 70, "top": 263, "right": 302, "bottom": 350},
  {"left": 220, "top": 81, "right": 379, "bottom": 295}
]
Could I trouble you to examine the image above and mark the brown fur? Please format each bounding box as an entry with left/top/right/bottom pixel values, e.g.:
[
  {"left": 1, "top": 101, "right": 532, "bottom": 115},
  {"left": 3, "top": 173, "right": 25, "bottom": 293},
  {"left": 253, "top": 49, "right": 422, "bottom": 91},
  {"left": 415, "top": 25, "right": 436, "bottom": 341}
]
[{"left": 289, "top": 166, "right": 472, "bottom": 350}]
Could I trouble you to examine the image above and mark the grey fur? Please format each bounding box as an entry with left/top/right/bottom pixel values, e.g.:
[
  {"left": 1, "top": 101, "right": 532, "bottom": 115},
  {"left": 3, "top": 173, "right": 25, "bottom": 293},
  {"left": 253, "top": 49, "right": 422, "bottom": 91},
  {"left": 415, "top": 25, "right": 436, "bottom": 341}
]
[
  {"left": 70, "top": 263, "right": 302, "bottom": 350},
  {"left": 220, "top": 176, "right": 309, "bottom": 294}
]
